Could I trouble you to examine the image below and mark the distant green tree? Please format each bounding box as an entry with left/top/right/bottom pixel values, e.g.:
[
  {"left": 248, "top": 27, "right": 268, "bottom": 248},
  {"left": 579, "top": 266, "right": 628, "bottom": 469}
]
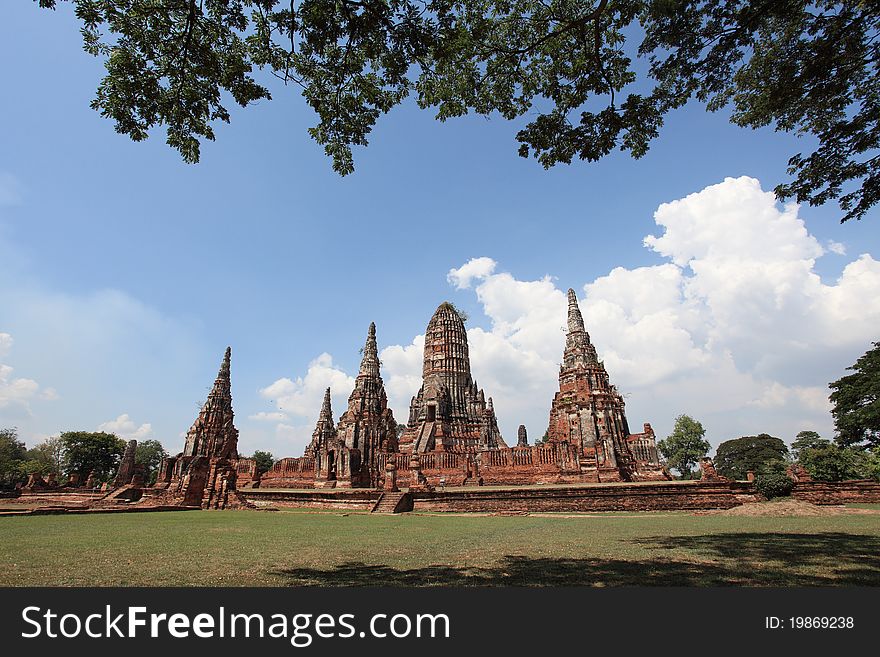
[
  {"left": 135, "top": 440, "right": 169, "bottom": 484},
  {"left": 657, "top": 415, "right": 710, "bottom": 480},
  {"left": 60, "top": 431, "right": 126, "bottom": 481},
  {"left": 798, "top": 443, "right": 875, "bottom": 482},
  {"left": 0, "top": 428, "right": 27, "bottom": 488},
  {"left": 753, "top": 462, "right": 795, "bottom": 499},
  {"left": 791, "top": 431, "right": 829, "bottom": 460},
  {"left": 20, "top": 436, "right": 65, "bottom": 477},
  {"left": 251, "top": 450, "right": 276, "bottom": 475},
  {"left": 714, "top": 434, "right": 790, "bottom": 481},
  {"left": 830, "top": 342, "right": 880, "bottom": 449}
]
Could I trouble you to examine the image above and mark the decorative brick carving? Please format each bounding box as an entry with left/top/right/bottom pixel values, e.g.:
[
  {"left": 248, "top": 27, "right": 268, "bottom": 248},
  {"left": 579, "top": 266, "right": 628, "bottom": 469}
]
[
  {"left": 398, "top": 302, "right": 506, "bottom": 453},
  {"left": 546, "top": 289, "right": 667, "bottom": 482},
  {"left": 152, "top": 347, "right": 252, "bottom": 509}
]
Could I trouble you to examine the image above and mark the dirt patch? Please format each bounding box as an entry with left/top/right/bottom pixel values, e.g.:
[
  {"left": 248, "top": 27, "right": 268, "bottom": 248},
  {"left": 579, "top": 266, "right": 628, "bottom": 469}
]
[{"left": 702, "top": 499, "right": 880, "bottom": 517}]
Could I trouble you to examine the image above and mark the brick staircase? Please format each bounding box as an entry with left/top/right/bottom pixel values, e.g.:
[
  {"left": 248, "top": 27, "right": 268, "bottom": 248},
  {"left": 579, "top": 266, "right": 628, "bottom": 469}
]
[{"left": 371, "top": 491, "right": 412, "bottom": 514}]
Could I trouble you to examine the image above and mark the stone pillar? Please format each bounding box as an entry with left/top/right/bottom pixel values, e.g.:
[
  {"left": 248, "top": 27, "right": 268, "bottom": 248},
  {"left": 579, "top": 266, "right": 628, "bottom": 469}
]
[
  {"left": 517, "top": 424, "right": 528, "bottom": 447},
  {"left": 746, "top": 470, "right": 755, "bottom": 482},
  {"left": 384, "top": 462, "right": 398, "bottom": 492}
]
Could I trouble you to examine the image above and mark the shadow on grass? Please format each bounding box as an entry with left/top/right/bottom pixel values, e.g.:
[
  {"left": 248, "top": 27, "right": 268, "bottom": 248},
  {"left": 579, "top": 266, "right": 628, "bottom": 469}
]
[{"left": 271, "top": 532, "right": 880, "bottom": 586}]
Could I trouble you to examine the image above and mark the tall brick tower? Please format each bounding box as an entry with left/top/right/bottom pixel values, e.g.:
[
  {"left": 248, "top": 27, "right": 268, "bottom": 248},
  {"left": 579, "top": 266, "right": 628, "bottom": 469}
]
[
  {"left": 183, "top": 346, "right": 239, "bottom": 460},
  {"left": 155, "top": 347, "right": 250, "bottom": 508},
  {"left": 546, "top": 290, "right": 639, "bottom": 480},
  {"left": 399, "top": 302, "right": 505, "bottom": 453},
  {"left": 334, "top": 322, "right": 398, "bottom": 486}
]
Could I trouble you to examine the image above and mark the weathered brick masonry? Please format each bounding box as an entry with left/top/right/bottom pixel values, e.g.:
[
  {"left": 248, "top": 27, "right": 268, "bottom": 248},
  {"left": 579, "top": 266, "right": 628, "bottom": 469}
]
[
  {"left": 792, "top": 479, "right": 880, "bottom": 505},
  {"left": 242, "top": 480, "right": 760, "bottom": 512},
  {"left": 261, "top": 295, "right": 669, "bottom": 490}
]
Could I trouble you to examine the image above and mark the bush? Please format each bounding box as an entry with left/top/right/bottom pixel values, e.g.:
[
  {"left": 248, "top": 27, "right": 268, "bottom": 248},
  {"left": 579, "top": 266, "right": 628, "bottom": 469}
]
[{"left": 754, "top": 469, "right": 794, "bottom": 499}]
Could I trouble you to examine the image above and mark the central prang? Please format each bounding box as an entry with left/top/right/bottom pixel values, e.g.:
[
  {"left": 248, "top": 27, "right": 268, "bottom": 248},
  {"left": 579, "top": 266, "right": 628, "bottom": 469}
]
[{"left": 397, "top": 301, "right": 505, "bottom": 454}]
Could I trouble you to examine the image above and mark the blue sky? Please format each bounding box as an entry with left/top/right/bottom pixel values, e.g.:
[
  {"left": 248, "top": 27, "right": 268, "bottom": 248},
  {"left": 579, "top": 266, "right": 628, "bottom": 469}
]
[{"left": 2, "top": 3, "right": 880, "bottom": 458}]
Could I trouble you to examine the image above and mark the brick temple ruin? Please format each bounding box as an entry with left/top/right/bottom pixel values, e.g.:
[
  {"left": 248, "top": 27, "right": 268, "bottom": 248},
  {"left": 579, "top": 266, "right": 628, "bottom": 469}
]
[
  {"left": 260, "top": 294, "right": 667, "bottom": 489},
  {"left": 144, "top": 347, "right": 253, "bottom": 509},
  {"left": 7, "top": 293, "right": 880, "bottom": 515}
]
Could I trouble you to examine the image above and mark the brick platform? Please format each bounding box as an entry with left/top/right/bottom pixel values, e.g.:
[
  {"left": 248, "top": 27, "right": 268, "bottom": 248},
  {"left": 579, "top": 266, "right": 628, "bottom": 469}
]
[
  {"left": 792, "top": 479, "right": 880, "bottom": 505},
  {"left": 244, "top": 480, "right": 760, "bottom": 512}
]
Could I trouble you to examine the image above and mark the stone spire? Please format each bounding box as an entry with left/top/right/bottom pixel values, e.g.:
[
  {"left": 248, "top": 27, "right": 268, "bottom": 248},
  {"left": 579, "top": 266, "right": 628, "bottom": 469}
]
[
  {"left": 517, "top": 424, "right": 528, "bottom": 447},
  {"left": 183, "top": 346, "right": 239, "bottom": 459},
  {"left": 359, "top": 322, "right": 380, "bottom": 378},
  {"left": 567, "top": 288, "right": 586, "bottom": 333},
  {"left": 333, "top": 323, "right": 397, "bottom": 486},
  {"left": 306, "top": 387, "right": 337, "bottom": 455},
  {"left": 318, "top": 387, "right": 333, "bottom": 424},
  {"left": 564, "top": 289, "right": 599, "bottom": 368}
]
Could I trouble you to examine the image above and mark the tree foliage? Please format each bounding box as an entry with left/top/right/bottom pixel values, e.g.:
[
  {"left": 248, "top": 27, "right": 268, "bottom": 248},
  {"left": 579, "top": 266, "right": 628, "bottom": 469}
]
[
  {"left": 135, "top": 439, "right": 169, "bottom": 484},
  {"left": 60, "top": 431, "right": 126, "bottom": 481},
  {"left": 791, "top": 430, "right": 828, "bottom": 459},
  {"left": 36, "top": 1, "right": 880, "bottom": 220},
  {"left": 753, "top": 462, "right": 795, "bottom": 499},
  {"left": 657, "top": 414, "right": 710, "bottom": 479},
  {"left": 250, "top": 449, "right": 276, "bottom": 474},
  {"left": 797, "top": 442, "right": 878, "bottom": 482},
  {"left": 713, "top": 434, "right": 789, "bottom": 480},
  {"left": 0, "top": 428, "right": 27, "bottom": 488},
  {"left": 830, "top": 341, "right": 880, "bottom": 448}
]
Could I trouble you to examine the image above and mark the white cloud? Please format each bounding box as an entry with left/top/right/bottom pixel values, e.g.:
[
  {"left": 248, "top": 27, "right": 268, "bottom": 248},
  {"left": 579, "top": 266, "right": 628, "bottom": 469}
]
[
  {"left": 380, "top": 335, "right": 425, "bottom": 417},
  {"left": 0, "top": 332, "right": 56, "bottom": 416},
  {"left": 827, "top": 240, "right": 847, "bottom": 256},
  {"left": 255, "top": 176, "right": 880, "bottom": 453},
  {"left": 256, "top": 353, "right": 356, "bottom": 455},
  {"left": 97, "top": 413, "right": 153, "bottom": 441},
  {"left": 248, "top": 411, "right": 288, "bottom": 422},
  {"left": 447, "top": 257, "right": 497, "bottom": 289}
]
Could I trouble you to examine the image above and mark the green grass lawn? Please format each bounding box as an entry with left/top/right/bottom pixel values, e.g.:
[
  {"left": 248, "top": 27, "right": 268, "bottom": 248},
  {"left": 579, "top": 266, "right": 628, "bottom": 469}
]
[{"left": 1, "top": 509, "right": 878, "bottom": 586}]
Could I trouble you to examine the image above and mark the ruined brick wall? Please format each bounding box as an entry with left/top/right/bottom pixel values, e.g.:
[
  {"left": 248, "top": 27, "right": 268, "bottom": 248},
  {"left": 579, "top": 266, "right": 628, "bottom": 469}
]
[
  {"left": 378, "top": 445, "right": 640, "bottom": 488},
  {"left": 259, "top": 456, "right": 318, "bottom": 489},
  {"left": 412, "top": 481, "right": 760, "bottom": 513},
  {"left": 243, "top": 488, "right": 379, "bottom": 510},
  {"left": 235, "top": 458, "right": 259, "bottom": 488},
  {"left": 244, "top": 480, "right": 759, "bottom": 512},
  {"left": 791, "top": 479, "right": 880, "bottom": 505}
]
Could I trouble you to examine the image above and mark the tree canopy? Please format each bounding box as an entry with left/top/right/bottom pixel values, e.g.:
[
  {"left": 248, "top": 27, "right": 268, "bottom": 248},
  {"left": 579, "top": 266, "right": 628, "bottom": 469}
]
[
  {"left": 60, "top": 431, "right": 126, "bottom": 481},
  {"left": 797, "top": 442, "right": 879, "bottom": 481},
  {"left": 250, "top": 450, "right": 276, "bottom": 474},
  {"left": 713, "top": 434, "right": 789, "bottom": 480},
  {"left": 135, "top": 439, "right": 169, "bottom": 484},
  {"left": 36, "top": 1, "right": 880, "bottom": 221},
  {"left": 791, "top": 430, "right": 828, "bottom": 459},
  {"left": 0, "top": 428, "right": 27, "bottom": 488},
  {"left": 830, "top": 341, "right": 880, "bottom": 448},
  {"left": 657, "top": 414, "right": 710, "bottom": 479}
]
